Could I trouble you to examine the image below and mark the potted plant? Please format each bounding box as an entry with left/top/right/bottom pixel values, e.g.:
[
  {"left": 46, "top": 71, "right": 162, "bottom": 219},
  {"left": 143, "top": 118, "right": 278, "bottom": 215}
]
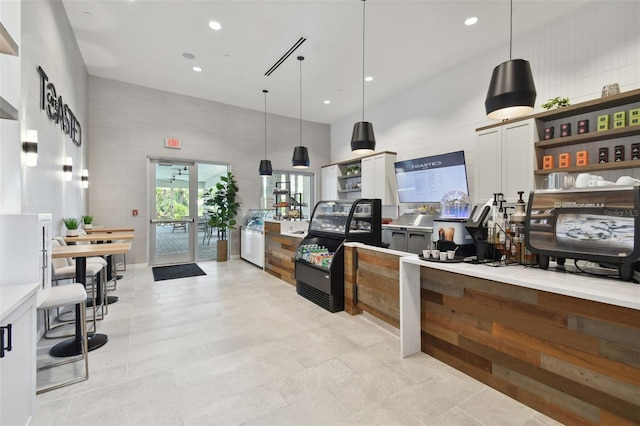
[
  {"left": 81, "top": 214, "right": 94, "bottom": 230},
  {"left": 204, "top": 172, "right": 240, "bottom": 262},
  {"left": 542, "top": 97, "right": 570, "bottom": 110},
  {"left": 352, "top": 165, "right": 360, "bottom": 175},
  {"left": 63, "top": 217, "right": 80, "bottom": 236}
]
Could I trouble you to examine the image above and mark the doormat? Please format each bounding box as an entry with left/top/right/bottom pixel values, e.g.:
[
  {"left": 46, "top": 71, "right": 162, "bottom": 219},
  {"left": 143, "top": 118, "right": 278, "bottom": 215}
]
[{"left": 152, "top": 263, "right": 206, "bottom": 282}]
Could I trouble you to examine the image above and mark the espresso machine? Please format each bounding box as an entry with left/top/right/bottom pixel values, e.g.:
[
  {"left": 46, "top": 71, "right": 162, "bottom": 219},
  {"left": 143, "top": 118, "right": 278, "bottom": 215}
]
[{"left": 525, "top": 186, "right": 640, "bottom": 281}]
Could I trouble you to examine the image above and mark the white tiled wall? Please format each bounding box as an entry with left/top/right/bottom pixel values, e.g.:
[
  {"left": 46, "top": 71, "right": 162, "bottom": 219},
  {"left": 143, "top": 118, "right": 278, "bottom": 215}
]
[
  {"left": 330, "top": 1, "right": 640, "bottom": 207},
  {"left": 88, "top": 77, "right": 330, "bottom": 263}
]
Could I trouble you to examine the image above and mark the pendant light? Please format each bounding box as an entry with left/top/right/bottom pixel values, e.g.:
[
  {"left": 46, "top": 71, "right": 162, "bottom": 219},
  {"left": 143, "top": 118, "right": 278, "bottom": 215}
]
[
  {"left": 485, "top": 0, "right": 536, "bottom": 120},
  {"left": 292, "top": 56, "right": 310, "bottom": 169},
  {"left": 259, "top": 89, "right": 273, "bottom": 176},
  {"left": 351, "top": 0, "right": 375, "bottom": 154}
]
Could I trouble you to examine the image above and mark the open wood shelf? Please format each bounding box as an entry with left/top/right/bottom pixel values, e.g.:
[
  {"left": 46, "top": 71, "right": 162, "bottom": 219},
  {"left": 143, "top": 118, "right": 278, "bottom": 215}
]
[
  {"left": 535, "top": 126, "right": 640, "bottom": 149},
  {"left": 534, "top": 159, "right": 640, "bottom": 175},
  {"left": 338, "top": 174, "right": 361, "bottom": 180},
  {"left": 0, "top": 22, "right": 18, "bottom": 56},
  {"left": 477, "top": 88, "right": 640, "bottom": 131},
  {"left": 0, "top": 96, "right": 18, "bottom": 120}
]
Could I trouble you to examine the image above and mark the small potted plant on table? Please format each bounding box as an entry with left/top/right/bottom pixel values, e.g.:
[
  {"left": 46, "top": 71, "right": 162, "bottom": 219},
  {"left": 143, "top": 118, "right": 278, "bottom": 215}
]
[
  {"left": 63, "top": 217, "right": 80, "bottom": 236},
  {"left": 81, "top": 215, "right": 94, "bottom": 230}
]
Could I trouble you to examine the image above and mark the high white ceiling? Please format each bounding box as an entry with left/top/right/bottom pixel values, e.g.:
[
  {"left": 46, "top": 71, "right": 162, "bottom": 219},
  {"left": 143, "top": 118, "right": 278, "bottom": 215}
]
[{"left": 61, "top": 0, "right": 592, "bottom": 125}]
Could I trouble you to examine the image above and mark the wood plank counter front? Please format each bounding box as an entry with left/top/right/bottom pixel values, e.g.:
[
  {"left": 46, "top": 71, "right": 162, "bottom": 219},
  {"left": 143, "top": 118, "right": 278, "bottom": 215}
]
[
  {"left": 264, "top": 221, "right": 300, "bottom": 286},
  {"left": 397, "top": 255, "right": 640, "bottom": 426}
]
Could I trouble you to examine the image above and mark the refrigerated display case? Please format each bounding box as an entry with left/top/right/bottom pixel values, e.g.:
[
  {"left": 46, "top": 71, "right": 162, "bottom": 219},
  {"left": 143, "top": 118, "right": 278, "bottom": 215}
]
[
  {"left": 295, "top": 199, "right": 381, "bottom": 312},
  {"left": 240, "top": 209, "right": 275, "bottom": 268}
]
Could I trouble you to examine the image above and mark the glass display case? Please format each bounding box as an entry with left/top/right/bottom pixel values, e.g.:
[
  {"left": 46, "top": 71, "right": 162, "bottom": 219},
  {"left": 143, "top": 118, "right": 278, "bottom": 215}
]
[
  {"left": 295, "top": 199, "right": 381, "bottom": 312},
  {"left": 240, "top": 209, "right": 275, "bottom": 268}
]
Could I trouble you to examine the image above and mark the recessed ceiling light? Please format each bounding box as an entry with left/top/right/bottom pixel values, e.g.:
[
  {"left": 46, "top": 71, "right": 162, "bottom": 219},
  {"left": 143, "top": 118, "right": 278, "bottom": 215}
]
[
  {"left": 182, "top": 52, "right": 195, "bottom": 60},
  {"left": 364, "top": 76, "right": 373, "bottom": 82},
  {"left": 465, "top": 16, "right": 478, "bottom": 26},
  {"left": 209, "top": 21, "right": 222, "bottom": 31},
  {"left": 323, "top": 100, "right": 331, "bottom": 105},
  {"left": 192, "top": 66, "right": 202, "bottom": 72}
]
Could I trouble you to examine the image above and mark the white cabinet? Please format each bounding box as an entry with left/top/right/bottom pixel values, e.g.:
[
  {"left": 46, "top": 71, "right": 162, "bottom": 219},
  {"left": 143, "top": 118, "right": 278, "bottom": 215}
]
[
  {"left": 321, "top": 165, "right": 339, "bottom": 200},
  {"left": 361, "top": 152, "right": 397, "bottom": 205},
  {"left": 475, "top": 119, "right": 536, "bottom": 203},
  {"left": 0, "top": 214, "right": 52, "bottom": 306},
  {"left": 1, "top": 284, "right": 38, "bottom": 426}
]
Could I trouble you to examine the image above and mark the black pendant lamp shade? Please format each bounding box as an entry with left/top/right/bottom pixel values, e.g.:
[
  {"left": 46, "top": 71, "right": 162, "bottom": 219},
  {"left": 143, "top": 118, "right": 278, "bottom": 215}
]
[
  {"left": 351, "top": 121, "right": 376, "bottom": 154},
  {"left": 485, "top": 59, "right": 536, "bottom": 120},
  {"left": 259, "top": 159, "right": 272, "bottom": 176},
  {"left": 292, "top": 56, "right": 310, "bottom": 169},
  {"left": 259, "top": 89, "right": 273, "bottom": 176},
  {"left": 485, "top": 0, "right": 536, "bottom": 120},
  {"left": 292, "top": 146, "right": 310, "bottom": 169}
]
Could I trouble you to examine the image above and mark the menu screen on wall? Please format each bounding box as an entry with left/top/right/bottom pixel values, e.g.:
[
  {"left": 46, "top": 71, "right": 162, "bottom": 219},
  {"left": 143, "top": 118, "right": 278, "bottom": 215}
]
[{"left": 394, "top": 150, "right": 469, "bottom": 203}]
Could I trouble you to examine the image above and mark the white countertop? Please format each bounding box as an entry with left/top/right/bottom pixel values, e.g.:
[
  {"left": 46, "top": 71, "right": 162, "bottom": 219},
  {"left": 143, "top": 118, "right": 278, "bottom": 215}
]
[
  {"left": 382, "top": 224, "right": 433, "bottom": 232},
  {"left": 402, "top": 255, "right": 640, "bottom": 310},
  {"left": 280, "top": 231, "right": 306, "bottom": 239},
  {"left": 0, "top": 283, "right": 39, "bottom": 322}
]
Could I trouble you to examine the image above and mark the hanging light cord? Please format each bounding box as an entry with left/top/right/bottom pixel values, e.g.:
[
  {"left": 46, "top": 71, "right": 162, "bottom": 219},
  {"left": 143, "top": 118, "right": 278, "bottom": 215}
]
[
  {"left": 263, "top": 90, "right": 268, "bottom": 159},
  {"left": 362, "top": 0, "right": 366, "bottom": 122},
  {"left": 299, "top": 56, "right": 303, "bottom": 147},
  {"left": 509, "top": 0, "right": 513, "bottom": 60}
]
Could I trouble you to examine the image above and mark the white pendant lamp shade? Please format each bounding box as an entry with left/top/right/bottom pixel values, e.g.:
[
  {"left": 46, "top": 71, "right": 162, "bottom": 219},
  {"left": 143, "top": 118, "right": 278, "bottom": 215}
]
[
  {"left": 485, "top": 59, "right": 536, "bottom": 120},
  {"left": 259, "top": 89, "right": 273, "bottom": 176},
  {"left": 351, "top": 0, "right": 375, "bottom": 154},
  {"left": 485, "top": 0, "right": 536, "bottom": 120},
  {"left": 292, "top": 56, "right": 309, "bottom": 169}
]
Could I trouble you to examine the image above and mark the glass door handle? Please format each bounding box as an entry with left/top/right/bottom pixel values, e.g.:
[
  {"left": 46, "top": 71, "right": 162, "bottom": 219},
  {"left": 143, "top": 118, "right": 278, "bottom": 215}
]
[{"left": 150, "top": 218, "right": 195, "bottom": 224}]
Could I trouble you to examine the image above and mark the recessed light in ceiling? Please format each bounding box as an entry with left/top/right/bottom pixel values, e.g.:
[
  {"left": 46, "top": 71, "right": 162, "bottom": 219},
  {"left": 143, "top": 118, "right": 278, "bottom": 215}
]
[
  {"left": 323, "top": 100, "right": 331, "bottom": 105},
  {"left": 364, "top": 76, "right": 373, "bottom": 82},
  {"left": 182, "top": 52, "right": 195, "bottom": 60},
  {"left": 465, "top": 16, "right": 478, "bottom": 26},
  {"left": 209, "top": 21, "right": 222, "bottom": 31},
  {"left": 192, "top": 66, "right": 202, "bottom": 72}
]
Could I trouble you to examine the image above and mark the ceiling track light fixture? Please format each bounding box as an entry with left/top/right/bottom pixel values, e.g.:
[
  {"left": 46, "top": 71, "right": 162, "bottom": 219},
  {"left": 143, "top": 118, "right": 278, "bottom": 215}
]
[
  {"left": 485, "top": 0, "right": 536, "bottom": 120},
  {"left": 292, "top": 56, "right": 310, "bottom": 169},
  {"left": 259, "top": 89, "right": 273, "bottom": 176},
  {"left": 351, "top": 0, "right": 376, "bottom": 154}
]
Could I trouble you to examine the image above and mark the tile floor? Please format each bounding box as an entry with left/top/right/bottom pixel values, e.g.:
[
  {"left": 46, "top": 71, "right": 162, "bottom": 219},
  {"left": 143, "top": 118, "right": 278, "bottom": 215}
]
[{"left": 34, "top": 260, "right": 562, "bottom": 426}]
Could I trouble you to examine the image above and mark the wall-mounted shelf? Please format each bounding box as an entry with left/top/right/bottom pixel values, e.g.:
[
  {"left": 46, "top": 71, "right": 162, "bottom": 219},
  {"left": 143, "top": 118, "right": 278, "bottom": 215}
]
[
  {"left": 534, "top": 159, "right": 640, "bottom": 175},
  {"left": 535, "top": 126, "right": 640, "bottom": 149},
  {"left": 0, "top": 22, "right": 19, "bottom": 56},
  {"left": 0, "top": 96, "right": 18, "bottom": 120},
  {"left": 338, "top": 188, "right": 361, "bottom": 194},
  {"left": 338, "top": 174, "right": 361, "bottom": 180}
]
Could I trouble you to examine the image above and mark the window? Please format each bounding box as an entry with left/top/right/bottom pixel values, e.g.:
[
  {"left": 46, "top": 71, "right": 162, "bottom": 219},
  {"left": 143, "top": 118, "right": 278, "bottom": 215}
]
[{"left": 260, "top": 171, "right": 314, "bottom": 220}]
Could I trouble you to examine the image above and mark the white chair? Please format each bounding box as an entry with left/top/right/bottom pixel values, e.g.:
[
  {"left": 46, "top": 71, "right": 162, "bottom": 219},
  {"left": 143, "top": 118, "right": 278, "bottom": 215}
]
[
  {"left": 36, "top": 283, "right": 89, "bottom": 394},
  {"left": 48, "top": 239, "right": 105, "bottom": 335}
]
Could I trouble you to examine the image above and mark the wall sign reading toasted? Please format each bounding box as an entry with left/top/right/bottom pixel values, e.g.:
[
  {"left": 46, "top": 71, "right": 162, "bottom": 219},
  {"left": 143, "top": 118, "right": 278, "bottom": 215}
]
[{"left": 37, "top": 66, "right": 82, "bottom": 146}]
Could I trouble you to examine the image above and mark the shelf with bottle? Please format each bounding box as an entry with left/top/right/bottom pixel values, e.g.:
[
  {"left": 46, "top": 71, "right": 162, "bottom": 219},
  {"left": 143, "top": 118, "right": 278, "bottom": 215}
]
[{"left": 295, "top": 243, "right": 335, "bottom": 270}]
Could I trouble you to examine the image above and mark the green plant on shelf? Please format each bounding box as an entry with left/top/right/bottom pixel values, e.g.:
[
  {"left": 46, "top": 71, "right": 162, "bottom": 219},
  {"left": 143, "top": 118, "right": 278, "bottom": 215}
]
[
  {"left": 81, "top": 215, "right": 94, "bottom": 225},
  {"left": 542, "top": 97, "right": 570, "bottom": 110}
]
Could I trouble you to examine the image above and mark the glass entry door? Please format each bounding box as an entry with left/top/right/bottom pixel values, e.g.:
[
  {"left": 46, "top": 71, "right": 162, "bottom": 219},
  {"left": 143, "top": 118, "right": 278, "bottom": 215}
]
[
  {"left": 149, "top": 159, "right": 229, "bottom": 265},
  {"left": 149, "top": 159, "right": 196, "bottom": 265}
]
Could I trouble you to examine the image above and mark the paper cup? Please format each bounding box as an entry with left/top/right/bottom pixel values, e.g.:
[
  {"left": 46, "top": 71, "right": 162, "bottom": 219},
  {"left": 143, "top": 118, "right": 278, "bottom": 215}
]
[
  {"left": 439, "top": 252, "right": 448, "bottom": 261},
  {"left": 422, "top": 250, "right": 430, "bottom": 258},
  {"left": 432, "top": 250, "right": 440, "bottom": 259},
  {"left": 447, "top": 250, "right": 456, "bottom": 260}
]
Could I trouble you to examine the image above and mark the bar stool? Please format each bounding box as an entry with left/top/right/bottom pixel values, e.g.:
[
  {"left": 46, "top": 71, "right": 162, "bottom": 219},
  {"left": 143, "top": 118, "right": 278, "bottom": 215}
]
[{"left": 36, "top": 283, "right": 89, "bottom": 394}]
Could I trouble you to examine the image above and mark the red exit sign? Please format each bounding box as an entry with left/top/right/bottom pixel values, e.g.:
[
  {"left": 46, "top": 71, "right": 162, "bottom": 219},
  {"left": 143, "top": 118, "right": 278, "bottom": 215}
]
[{"left": 164, "top": 138, "right": 181, "bottom": 149}]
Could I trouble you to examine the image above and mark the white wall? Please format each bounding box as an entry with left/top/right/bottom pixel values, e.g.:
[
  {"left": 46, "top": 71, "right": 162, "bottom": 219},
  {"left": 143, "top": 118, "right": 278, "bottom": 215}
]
[
  {"left": 19, "top": 0, "right": 89, "bottom": 233},
  {"left": 88, "top": 77, "right": 330, "bottom": 263},
  {"left": 330, "top": 1, "right": 640, "bottom": 206},
  {"left": 0, "top": 0, "right": 21, "bottom": 213}
]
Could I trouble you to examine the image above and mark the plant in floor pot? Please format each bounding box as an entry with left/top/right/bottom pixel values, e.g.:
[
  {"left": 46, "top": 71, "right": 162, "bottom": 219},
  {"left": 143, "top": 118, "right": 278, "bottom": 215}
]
[
  {"left": 204, "top": 172, "right": 240, "bottom": 262},
  {"left": 63, "top": 217, "right": 80, "bottom": 236},
  {"left": 81, "top": 215, "right": 94, "bottom": 230}
]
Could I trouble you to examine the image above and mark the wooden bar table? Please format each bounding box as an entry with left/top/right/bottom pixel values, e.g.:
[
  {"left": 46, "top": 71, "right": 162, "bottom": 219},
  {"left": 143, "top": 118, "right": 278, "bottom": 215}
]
[
  {"left": 64, "top": 232, "right": 134, "bottom": 304},
  {"left": 84, "top": 227, "right": 134, "bottom": 234},
  {"left": 51, "top": 242, "right": 131, "bottom": 356}
]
